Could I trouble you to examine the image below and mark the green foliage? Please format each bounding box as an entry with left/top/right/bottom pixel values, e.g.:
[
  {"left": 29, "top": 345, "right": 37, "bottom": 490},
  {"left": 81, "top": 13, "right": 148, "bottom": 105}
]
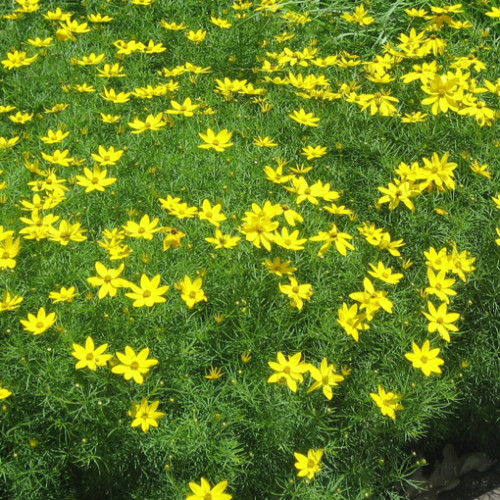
[{"left": 0, "top": 0, "right": 500, "bottom": 499}]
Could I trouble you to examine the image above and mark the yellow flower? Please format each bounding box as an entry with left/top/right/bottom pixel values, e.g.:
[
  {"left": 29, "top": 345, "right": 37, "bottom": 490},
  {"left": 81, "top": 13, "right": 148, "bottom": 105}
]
[
  {"left": 0, "top": 382, "right": 12, "bottom": 400},
  {"left": 100, "top": 87, "right": 131, "bottom": 103},
  {"left": 130, "top": 398, "right": 165, "bottom": 432},
  {"left": 337, "top": 302, "right": 369, "bottom": 342},
  {"left": 41, "top": 149, "right": 74, "bottom": 167},
  {"left": 294, "top": 449, "right": 323, "bottom": 479},
  {"left": 342, "top": 4, "right": 375, "bottom": 26},
  {"left": 100, "top": 113, "right": 121, "bottom": 123},
  {"left": 186, "top": 478, "right": 232, "bottom": 500},
  {"left": 44, "top": 103, "right": 69, "bottom": 114},
  {"left": 198, "top": 199, "right": 227, "bottom": 226},
  {"left": 349, "top": 278, "right": 393, "bottom": 320},
  {"left": 125, "top": 274, "right": 169, "bottom": 307},
  {"left": 307, "top": 358, "right": 344, "bottom": 400},
  {"left": 470, "top": 160, "right": 492, "bottom": 179},
  {"left": 279, "top": 277, "right": 313, "bottom": 310},
  {"left": 268, "top": 352, "right": 309, "bottom": 392},
  {"left": 88, "top": 13, "right": 113, "bottom": 23},
  {"left": 1, "top": 50, "right": 38, "bottom": 70},
  {"left": 72, "top": 336, "right": 112, "bottom": 370},
  {"left": 9, "top": 111, "right": 34, "bottom": 124},
  {"left": 0, "top": 291, "right": 24, "bottom": 312},
  {"left": 43, "top": 7, "right": 72, "bottom": 22},
  {"left": 27, "top": 37, "right": 54, "bottom": 48},
  {"left": 367, "top": 262, "right": 404, "bottom": 285},
  {"left": 186, "top": 29, "right": 207, "bottom": 44},
  {"left": 72, "top": 53, "right": 106, "bottom": 66},
  {"left": 160, "top": 20, "right": 188, "bottom": 30},
  {"left": 421, "top": 75, "right": 461, "bottom": 115},
  {"left": 49, "top": 286, "right": 78, "bottom": 303},
  {"left": 91, "top": 146, "right": 124, "bottom": 166},
  {"left": 264, "top": 163, "right": 293, "bottom": 184},
  {"left": 20, "top": 307, "right": 57, "bottom": 335},
  {"left": 40, "top": 129, "right": 70, "bottom": 144},
  {"left": 0, "top": 105, "right": 16, "bottom": 113},
  {"left": 205, "top": 367, "right": 224, "bottom": 380},
  {"left": 486, "top": 7, "right": 500, "bottom": 18},
  {"left": 162, "top": 227, "right": 186, "bottom": 250},
  {"left": 377, "top": 180, "right": 419, "bottom": 212},
  {"left": 198, "top": 128, "right": 234, "bottom": 151},
  {"left": 0, "top": 235, "right": 21, "bottom": 269},
  {"left": 165, "top": 97, "right": 199, "bottom": 117},
  {"left": 122, "top": 214, "right": 161, "bottom": 239},
  {"left": 74, "top": 83, "right": 96, "bottom": 93},
  {"left": 87, "top": 262, "right": 131, "bottom": 299},
  {"left": 289, "top": 108, "right": 320, "bottom": 127},
  {"left": 177, "top": 275, "right": 207, "bottom": 309},
  {"left": 97, "top": 63, "right": 126, "bottom": 78},
  {"left": 0, "top": 136, "right": 20, "bottom": 149},
  {"left": 425, "top": 269, "right": 456, "bottom": 304},
  {"left": 128, "top": 113, "right": 166, "bottom": 133},
  {"left": 205, "top": 230, "right": 241, "bottom": 249},
  {"left": 112, "top": 346, "right": 159, "bottom": 384},
  {"left": 401, "top": 112, "right": 428, "bottom": 123},
  {"left": 301, "top": 145, "right": 327, "bottom": 160},
  {"left": 253, "top": 136, "right": 277, "bottom": 147},
  {"left": 422, "top": 301, "right": 460, "bottom": 342},
  {"left": 262, "top": 256, "right": 297, "bottom": 276},
  {"left": 210, "top": 16, "right": 232, "bottom": 28},
  {"left": 241, "top": 350, "right": 252, "bottom": 363},
  {"left": 309, "top": 223, "right": 354, "bottom": 257},
  {"left": 75, "top": 165, "right": 117, "bottom": 193},
  {"left": 405, "top": 340, "right": 444, "bottom": 376},
  {"left": 271, "top": 227, "right": 307, "bottom": 251},
  {"left": 48, "top": 220, "right": 87, "bottom": 245},
  {"left": 370, "top": 385, "right": 403, "bottom": 419}
]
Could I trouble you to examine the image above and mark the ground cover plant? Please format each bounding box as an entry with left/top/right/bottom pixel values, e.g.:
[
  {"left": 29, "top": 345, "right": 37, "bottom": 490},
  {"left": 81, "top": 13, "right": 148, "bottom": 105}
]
[{"left": 0, "top": 0, "right": 500, "bottom": 498}]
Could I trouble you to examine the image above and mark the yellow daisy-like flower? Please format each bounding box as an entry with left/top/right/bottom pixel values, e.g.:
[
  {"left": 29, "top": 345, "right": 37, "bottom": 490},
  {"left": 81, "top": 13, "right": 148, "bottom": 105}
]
[
  {"left": 72, "top": 336, "right": 112, "bottom": 370},
  {"left": 370, "top": 385, "right": 403, "bottom": 419},
  {"left": 186, "top": 478, "right": 232, "bottom": 500},
  {"left": 111, "top": 346, "right": 159, "bottom": 384},
  {"left": 268, "top": 352, "right": 309, "bottom": 392},
  {"left": 405, "top": 340, "right": 444, "bottom": 376},
  {"left": 130, "top": 398, "right": 165, "bottom": 432},
  {"left": 289, "top": 108, "right": 320, "bottom": 127},
  {"left": 124, "top": 274, "right": 169, "bottom": 307},
  {"left": 20, "top": 307, "right": 57, "bottom": 335},
  {"left": 294, "top": 449, "right": 323, "bottom": 479},
  {"left": 198, "top": 128, "right": 234, "bottom": 151}
]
